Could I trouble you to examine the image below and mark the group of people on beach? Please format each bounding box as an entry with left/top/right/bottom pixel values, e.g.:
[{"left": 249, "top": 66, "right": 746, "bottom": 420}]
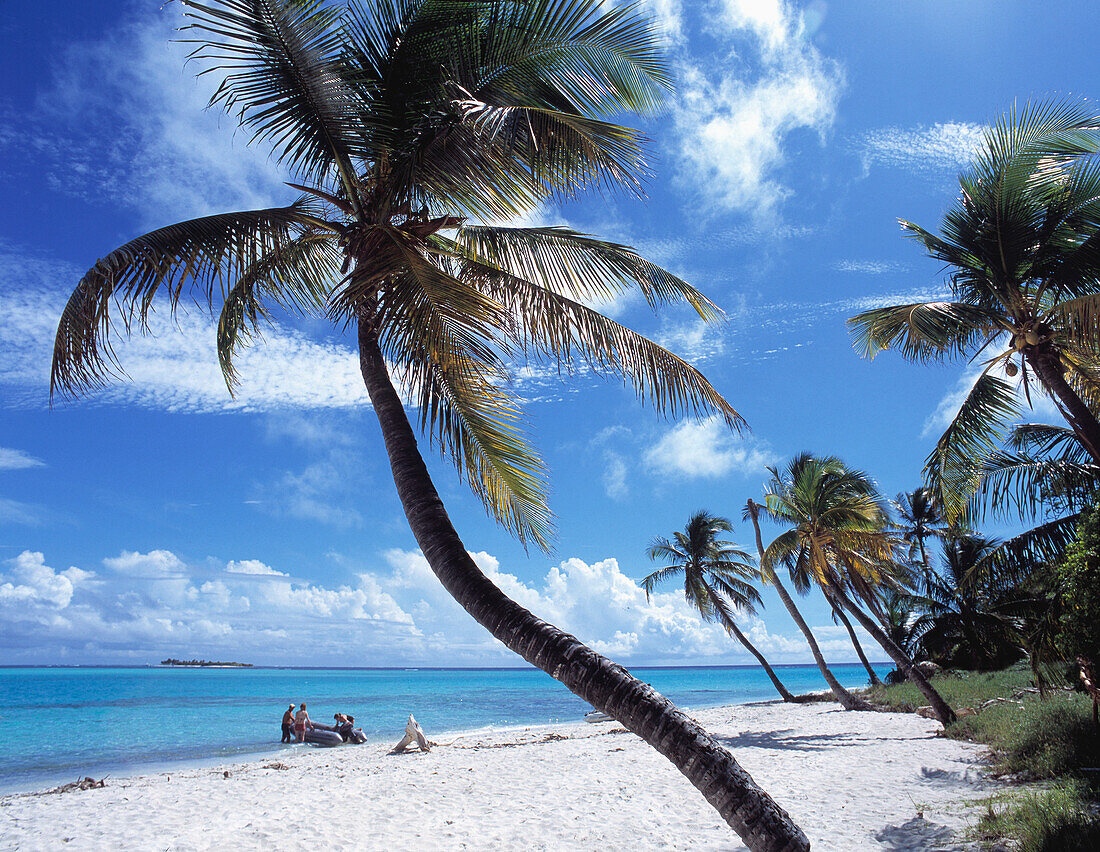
[{"left": 280, "top": 703, "right": 364, "bottom": 743}]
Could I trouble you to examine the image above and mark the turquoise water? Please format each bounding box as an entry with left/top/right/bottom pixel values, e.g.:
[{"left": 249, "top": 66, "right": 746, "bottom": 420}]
[{"left": 0, "top": 663, "right": 887, "bottom": 793}]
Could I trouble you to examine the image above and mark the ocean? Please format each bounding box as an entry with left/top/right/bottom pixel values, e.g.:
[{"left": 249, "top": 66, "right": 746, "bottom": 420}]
[{"left": 0, "top": 663, "right": 888, "bottom": 793}]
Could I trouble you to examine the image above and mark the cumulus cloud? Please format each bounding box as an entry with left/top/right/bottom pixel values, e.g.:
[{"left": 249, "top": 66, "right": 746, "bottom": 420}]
[
  {"left": 670, "top": 0, "right": 843, "bottom": 219},
  {"left": 644, "top": 417, "right": 778, "bottom": 479},
  {"left": 859, "top": 122, "right": 985, "bottom": 175},
  {"left": 0, "top": 544, "right": 876, "bottom": 666},
  {"left": 225, "top": 559, "right": 287, "bottom": 577}
]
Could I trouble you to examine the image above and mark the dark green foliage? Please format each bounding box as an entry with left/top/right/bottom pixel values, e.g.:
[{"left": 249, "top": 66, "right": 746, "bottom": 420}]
[{"left": 1057, "top": 501, "right": 1100, "bottom": 663}]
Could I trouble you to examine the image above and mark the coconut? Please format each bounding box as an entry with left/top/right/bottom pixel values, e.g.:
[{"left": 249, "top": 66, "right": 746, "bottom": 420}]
[
  {"left": 1014, "top": 335, "right": 1027, "bottom": 351},
  {"left": 1025, "top": 330, "right": 1040, "bottom": 345},
  {"left": 1006, "top": 361, "right": 1019, "bottom": 377}
]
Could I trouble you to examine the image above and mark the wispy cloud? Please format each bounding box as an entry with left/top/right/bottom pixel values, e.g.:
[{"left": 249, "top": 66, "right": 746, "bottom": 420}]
[
  {"left": 0, "top": 448, "right": 45, "bottom": 471},
  {"left": 669, "top": 0, "right": 843, "bottom": 220},
  {"left": 834, "top": 260, "right": 908, "bottom": 275},
  {"left": 859, "top": 122, "right": 984, "bottom": 175}
]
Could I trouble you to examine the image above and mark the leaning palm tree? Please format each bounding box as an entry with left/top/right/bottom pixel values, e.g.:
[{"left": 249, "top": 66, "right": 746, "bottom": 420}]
[
  {"left": 643, "top": 511, "right": 796, "bottom": 702},
  {"left": 827, "top": 600, "right": 882, "bottom": 686},
  {"left": 849, "top": 100, "right": 1100, "bottom": 522},
  {"left": 48, "top": 2, "right": 807, "bottom": 848},
  {"left": 763, "top": 454, "right": 957, "bottom": 725},
  {"left": 742, "top": 498, "right": 872, "bottom": 710}
]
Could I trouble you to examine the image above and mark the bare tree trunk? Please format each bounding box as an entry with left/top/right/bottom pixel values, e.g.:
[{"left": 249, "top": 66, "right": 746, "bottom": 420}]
[
  {"left": 720, "top": 615, "right": 797, "bottom": 702},
  {"left": 829, "top": 584, "right": 956, "bottom": 726},
  {"left": 828, "top": 599, "right": 882, "bottom": 686},
  {"left": 744, "top": 500, "right": 874, "bottom": 711},
  {"left": 359, "top": 327, "right": 809, "bottom": 852}
]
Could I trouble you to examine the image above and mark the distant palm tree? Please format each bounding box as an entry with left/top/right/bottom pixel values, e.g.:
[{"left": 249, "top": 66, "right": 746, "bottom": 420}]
[
  {"left": 764, "top": 454, "right": 957, "bottom": 725},
  {"left": 892, "top": 487, "right": 945, "bottom": 568},
  {"left": 48, "top": 2, "right": 808, "bottom": 848},
  {"left": 909, "top": 533, "right": 1024, "bottom": 670},
  {"left": 742, "top": 498, "right": 872, "bottom": 710},
  {"left": 880, "top": 589, "right": 923, "bottom": 684},
  {"left": 643, "top": 511, "right": 796, "bottom": 702},
  {"left": 849, "top": 101, "right": 1100, "bottom": 521}
]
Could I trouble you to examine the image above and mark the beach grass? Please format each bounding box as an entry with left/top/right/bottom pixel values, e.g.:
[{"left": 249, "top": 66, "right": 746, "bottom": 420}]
[{"left": 869, "top": 666, "right": 1100, "bottom": 850}]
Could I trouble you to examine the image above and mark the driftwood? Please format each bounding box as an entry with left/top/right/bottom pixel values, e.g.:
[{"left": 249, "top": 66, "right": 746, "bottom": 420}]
[
  {"left": 391, "top": 714, "right": 431, "bottom": 754},
  {"left": 35, "top": 776, "right": 107, "bottom": 796}
]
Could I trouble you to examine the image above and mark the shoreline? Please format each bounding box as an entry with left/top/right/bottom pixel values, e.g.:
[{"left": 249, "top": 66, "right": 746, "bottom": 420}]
[
  {"left": 0, "top": 689, "right": 833, "bottom": 799},
  {"left": 0, "top": 701, "right": 993, "bottom": 851}
]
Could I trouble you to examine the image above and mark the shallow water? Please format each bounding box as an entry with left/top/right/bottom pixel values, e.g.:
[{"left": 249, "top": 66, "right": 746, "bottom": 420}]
[{"left": 0, "top": 663, "right": 887, "bottom": 792}]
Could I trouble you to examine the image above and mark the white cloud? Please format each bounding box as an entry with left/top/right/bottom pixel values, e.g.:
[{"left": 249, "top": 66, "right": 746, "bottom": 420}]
[
  {"left": 602, "top": 452, "right": 629, "bottom": 499},
  {"left": 104, "top": 549, "right": 187, "bottom": 578},
  {"left": 0, "top": 448, "right": 45, "bottom": 470},
  {"left": 644, "top": 417, "right": 778, "bottom": 479},
  {"left": 657, "top": 319, "right": 726, "bottom": 363},
  {"left": 31, "top": 7, "right": 290, "bottom": 228},
  {"left": 670, "top": 0, "right": 843, "bottom": 219},
  {"left": 225, "top": 559, "right": 287, "bottom": 577},
  {"left": 859, "top": 122, "right": 985, "bottom": 175},
  {"left": 0, "top": 498, "right": 45, "bottom": 526}
]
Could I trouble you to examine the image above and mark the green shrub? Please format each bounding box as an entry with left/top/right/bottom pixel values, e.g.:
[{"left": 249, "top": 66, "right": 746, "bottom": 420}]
[{"left": 976, "top": 780, "right": 1100, "bottom": 852}]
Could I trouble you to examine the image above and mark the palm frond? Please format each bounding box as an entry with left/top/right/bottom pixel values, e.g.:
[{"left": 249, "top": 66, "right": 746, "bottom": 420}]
[
  {"left": 848, "top": 301, "right": 1000, "bottom": 362},
  {"left": 925, "top": 371, "right": 1019, "bottom": 522},
  {"left": 181, "top": 0, "right": 372, "bottom": 190},
  {"left": 52, "top": 202, "right": 327, "bottom": 398}
]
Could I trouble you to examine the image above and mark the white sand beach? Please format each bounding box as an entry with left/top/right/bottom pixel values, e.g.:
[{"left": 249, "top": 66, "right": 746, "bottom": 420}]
[{"left": 0, "top": 702, "right": 993, "bottom": 851}]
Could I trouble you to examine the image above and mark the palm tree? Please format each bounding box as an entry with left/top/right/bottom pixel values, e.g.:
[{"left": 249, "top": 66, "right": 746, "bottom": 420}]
[
  {"left": 849, "top": 101, "right": 1100, "bottom": 522},
  {"left": 763, "top": 454, "right": 957, "bottom": 725},
  {"left": 892, "top": 487, "right": 945, "bottom": 568},
  {"left": 908, "top": 532, "right": 1024, "bottom": 670},
  {"left": 743, "top": 498, "right": 873, "bottom": 711},
  {"left": 48, "top": 2, "right": 808, "bottom": 848},
  {"left": 880, "top": 589, "right": 922, "bottom": 684},
  {"left": 643, "top": 511, "right": 796, "bottom": 702}
]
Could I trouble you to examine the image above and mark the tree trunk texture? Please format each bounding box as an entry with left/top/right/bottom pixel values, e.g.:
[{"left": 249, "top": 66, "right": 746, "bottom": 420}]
[
  {"left": 1027, "top": 346, "right": 1100, "bottom": 465},
  {"left": 358, "top": 327, "right": 810, "bottom": 852},
  {"left": 724, "top": 618, "right": 797, "bottom": 702},
  {"left": 829, "top": 584, "right": 957, "bottom": 726},
  {"left": 828, "top": 600, "right": 881, "bottom": 686},
  {"left": 744, "top": 501, "right": 874, "bottom": 712}
]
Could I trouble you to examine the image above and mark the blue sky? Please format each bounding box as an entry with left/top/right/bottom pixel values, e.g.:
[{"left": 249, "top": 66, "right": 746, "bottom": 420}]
[{"left": 0, "top": 0, "right": 1090, "bottom": 667}]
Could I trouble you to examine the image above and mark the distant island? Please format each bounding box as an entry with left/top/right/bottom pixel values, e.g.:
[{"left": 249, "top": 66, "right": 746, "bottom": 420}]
[{"left": 160, "top": 658, "right": 253, "bottom": 668}]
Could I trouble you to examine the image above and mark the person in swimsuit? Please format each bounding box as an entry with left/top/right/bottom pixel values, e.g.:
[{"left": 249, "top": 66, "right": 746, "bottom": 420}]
[
  {"left": 294, "top": 702, "right": 311, "bottom": 742},
  {"left": 281, "top": 704, "right": 296, "bottom": 743}
]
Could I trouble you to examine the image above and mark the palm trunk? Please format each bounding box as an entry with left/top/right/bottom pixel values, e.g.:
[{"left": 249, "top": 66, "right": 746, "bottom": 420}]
[
  {"left": 720, "top": 615, "right": 797, "bottom": 702},
  {"left": 828, "top": 599, "right": 881, "bottom": 686},
  {"left": 1027, "top": 346, "right": 1100, "bottom": 464},
  {"left": 745, "top": 501, "right": 874, "bottom": 711},
  {"left": 358, "top": 327, "right": 809, "bottom": 852},
  {"left": 828, "top": 584, "right": 957, "bottom": 726}
]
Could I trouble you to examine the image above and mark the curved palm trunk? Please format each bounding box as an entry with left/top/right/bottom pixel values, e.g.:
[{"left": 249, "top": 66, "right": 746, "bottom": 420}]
[
  {"left": 828, "top": 600, "right": 881, "bottom": 686},
  {"left": 358, "top": 328, "right": 809, "bottom": 852},
  {"left": 828, "top": 584, "right": 957, "bottom": 726},
  {"left": 721, "top": 616, "right": 797, "bottom": 702},
  {"left": 745, "top": 501, "right": 874, "bottom": 712},
  {"left": 1028, "top": 347, "right": 1100, "bottom": 464}
]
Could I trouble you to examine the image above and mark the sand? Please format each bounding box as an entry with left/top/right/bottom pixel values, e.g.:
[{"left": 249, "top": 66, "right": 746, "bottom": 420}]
[{"left": 0, "top": 702, "right": 994, "bottom": 851}]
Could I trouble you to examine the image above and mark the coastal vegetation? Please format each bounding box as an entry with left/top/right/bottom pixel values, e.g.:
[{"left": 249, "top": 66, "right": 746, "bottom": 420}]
[
  {"left": 47, "top": 0, "right": 807, "bottom": 848},
  {"left": 160, "top": 658, "right": 252, "bottom": 667}
]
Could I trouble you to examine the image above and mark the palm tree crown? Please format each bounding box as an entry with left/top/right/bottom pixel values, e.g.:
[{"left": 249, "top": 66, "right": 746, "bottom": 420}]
[
  {"left": 848, "top": 100, "right": 1100, "bottom": 521},
  {"left": 51, "top": 0, "right": 742, "bottom": 550},
  {"left": 643, "top": 511, "right": 761, "bottom": 629}
]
